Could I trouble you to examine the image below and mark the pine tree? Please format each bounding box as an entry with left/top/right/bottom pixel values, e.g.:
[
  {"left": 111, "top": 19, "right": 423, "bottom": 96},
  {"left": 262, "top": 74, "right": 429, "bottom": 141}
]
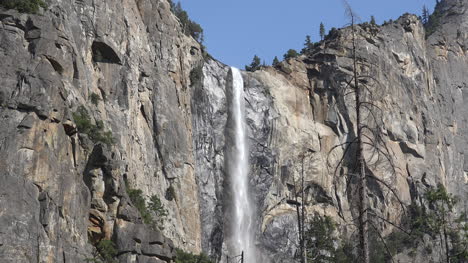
[
  {"left": 0, "top": 0, "right": 46, "bottom": 13},
  {"left": 370, "top": 15, "right": 376, "bottom": 26},
  {"left": 331, "top": 3, "right": 411, "bottom": 262},
  {"left": 320, "top": 22, "right": 326, "bottom": 40},
  {"left": 422, "top": 5, "right": 429, "bottom": 24},
  {"left": 301, "top": 35, "right": 313, "bottom": 54},
  {"left": 245, "top": 55, "right": 261, "bottom": 72},
  {"left": 283, "top": 49, "right": 299, "bottom": 60},
  {"left": 170, "top": 1, "right": 204, "bottom": 43},
  {"left": 425, "top": 1, "right": 444, "bottom": 37},
  {"left": 272, "top": 56, "right": 280, "bottom": 67}
]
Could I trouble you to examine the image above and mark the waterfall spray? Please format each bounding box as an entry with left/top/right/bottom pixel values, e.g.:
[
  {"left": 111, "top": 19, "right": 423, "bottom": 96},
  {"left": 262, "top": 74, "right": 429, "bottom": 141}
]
[{"left": 227, "top": 67, "right": 256, "bottom": 262}]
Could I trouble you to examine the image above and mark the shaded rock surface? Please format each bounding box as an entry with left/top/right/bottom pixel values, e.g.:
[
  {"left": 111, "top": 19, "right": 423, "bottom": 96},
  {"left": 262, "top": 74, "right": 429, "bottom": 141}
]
[
  {"left": 0, "top": 0, "right": 200, "bottom": 261},
  {"left": 0, "top": 0, "right": 467, "bottom": 262}
]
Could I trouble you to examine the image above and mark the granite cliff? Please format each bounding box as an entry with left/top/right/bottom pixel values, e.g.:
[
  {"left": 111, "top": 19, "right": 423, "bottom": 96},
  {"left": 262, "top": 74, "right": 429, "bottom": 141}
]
[{"left": 0, "top": 0, "right": 467, "bottom": 262}]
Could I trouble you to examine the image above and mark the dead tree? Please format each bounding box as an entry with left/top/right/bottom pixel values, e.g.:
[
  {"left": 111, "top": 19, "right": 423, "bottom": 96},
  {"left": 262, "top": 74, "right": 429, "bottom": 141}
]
[
  {"left": 288, "top": 152, "right": 308, "bottom": 263},
  {"left": 339, "top": 3, "right": 370, "bottom": 261},
  {"left": 326, "top": 2, "right": 408, "bottom": 262},
  {"left": 350, "top": 5, "right": 369, "bottom": 263},
  {"left": 286, "top": 150, "right": 316, "bottom": 263}
]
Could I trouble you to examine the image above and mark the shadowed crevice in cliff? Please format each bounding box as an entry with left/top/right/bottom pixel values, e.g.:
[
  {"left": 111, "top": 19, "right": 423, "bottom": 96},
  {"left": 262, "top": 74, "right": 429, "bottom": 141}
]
[
  {"left": 44, "top": 56, "right": 64, "bottom": 75},
  {"left": 92, "top": 41, "right": 122, "bottom": 65},
  {"left": 151, "top": 112, "right": 169, "bottom": 179}
]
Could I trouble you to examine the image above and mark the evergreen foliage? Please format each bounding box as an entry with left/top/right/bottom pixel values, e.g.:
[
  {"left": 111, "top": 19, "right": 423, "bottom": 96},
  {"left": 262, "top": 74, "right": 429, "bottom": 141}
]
[
  {"left": 304, "top": 215, "right": 357, "bottom": 262},
  {"left": 422, "top": 5, "right": 430, "bottom": 24},
  {"left": 0, "top": 0, "right": 46, "bottom": 14},
  {"left": 326, "top": 27, "right": 339, "bottom": 40},
  {"left": 423, "top": 1, "right": 444, "bottom": 38},
  {"left": 127, "top": 188, "right": 168, "bottom": 230},
  {"left": 148, "top": 194, "right": 169, "bottom": 228},
  {"left": 367, "top": 225, "right": 420, "bottom": 263},
  {"left": 175, "top": 249, "right": 213, "bottom": 263},
  {"left": 97, "top": 240, "right": 117, "bottom": 263},
  {"left": 423, "top": 184, "right": 467, "bottom": 262},
  {"left": 127, "top": 188, "right": 153, "bottom": 224},
  {"left": 272, "top": 56, "right": 280, "bottom": 67},
  {"left": 305, "top": 215, "right": 337, "bottom": 262},
  {"left": 89, "top": 93, "right": 101, "bottom": 106},
  {"left": 301, "top": 35, "right": 313, "bottom": 55},
  {"left": 283, "top": 49, "right": 299, "bottom": 60},
  {"left": 365, "top": 185, "right": 467, "bottom": 262},
  {"left": 370, "top": 15, "right": 376, "bottom": 25},
  {"left": 189, "top": 64, "right": 204, "bottom": 86},
  {"left": 85, "top": 240, "right": 118, "bottom": 263},
  {"left": 320, "top": 22, "right": 326, "bottom": 40},
  {"left": 169, "top": 1, "right": 204, "bottom": 43},
  {"left": 245, "top": 55, "right": 261, "bottom": 72},
  {"left": 72, "top": 106, "right": 114, "bottom": 146}
]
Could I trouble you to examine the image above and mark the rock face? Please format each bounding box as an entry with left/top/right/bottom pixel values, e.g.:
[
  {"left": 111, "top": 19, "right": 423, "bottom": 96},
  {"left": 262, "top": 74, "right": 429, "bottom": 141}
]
[
  {"left": 0, "top": 0, "right": 202, "bottom": 261},
  {"left": 0, "top": 0, "right": 467, "bottom": 262}
]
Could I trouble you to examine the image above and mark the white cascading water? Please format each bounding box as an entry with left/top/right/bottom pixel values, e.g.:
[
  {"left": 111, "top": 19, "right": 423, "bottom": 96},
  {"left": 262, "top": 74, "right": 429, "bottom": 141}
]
[{"left": 229, "top": 67, "right": 256, "bottom": 262}]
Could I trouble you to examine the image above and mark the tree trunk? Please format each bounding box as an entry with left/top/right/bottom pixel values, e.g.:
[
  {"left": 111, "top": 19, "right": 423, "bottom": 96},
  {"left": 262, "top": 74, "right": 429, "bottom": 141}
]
[
  {"left": 352, "top": 15, "right": 370, "bottom": 263},
  {"left": 443, "top": 214, "right": 450, "bottom": 263},
  {"left": 294, "top": 178, "right": 304, "bottom": 263},
  {"left": 301, "top": 158, "right": 306, "bottom": 263}
]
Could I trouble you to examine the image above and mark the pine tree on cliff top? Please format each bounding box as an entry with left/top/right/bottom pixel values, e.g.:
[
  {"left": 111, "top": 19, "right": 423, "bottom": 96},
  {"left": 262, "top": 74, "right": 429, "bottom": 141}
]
[{"left": 320, "top": 22, "right": 326, "bottom": 40}]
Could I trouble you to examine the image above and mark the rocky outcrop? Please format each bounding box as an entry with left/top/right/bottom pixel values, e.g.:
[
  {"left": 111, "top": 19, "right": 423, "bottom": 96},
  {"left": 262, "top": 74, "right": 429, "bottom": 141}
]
[
  {"left": 0, "top": 0, "right": 203, "bottom": 261},
  {"left": 0, "top": 0, "right": 467, "bottom": 262}
]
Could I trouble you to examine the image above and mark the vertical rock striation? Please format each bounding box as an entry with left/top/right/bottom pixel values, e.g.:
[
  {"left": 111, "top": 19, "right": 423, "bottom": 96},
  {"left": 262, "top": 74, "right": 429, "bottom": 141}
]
[{"left": 0, "top": 0, "right": 203, "bottom": 261}]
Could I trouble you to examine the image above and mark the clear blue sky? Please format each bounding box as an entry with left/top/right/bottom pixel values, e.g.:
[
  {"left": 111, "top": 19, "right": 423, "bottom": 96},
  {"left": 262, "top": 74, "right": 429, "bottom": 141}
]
[{"left": 178, "top": 0, "right": 436, "bottom": 69}]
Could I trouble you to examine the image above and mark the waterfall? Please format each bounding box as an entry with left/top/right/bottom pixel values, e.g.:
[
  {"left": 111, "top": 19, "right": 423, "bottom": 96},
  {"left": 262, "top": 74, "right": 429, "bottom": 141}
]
[{"left": 227, "top": 67, "right": 256, "bottom": 262}]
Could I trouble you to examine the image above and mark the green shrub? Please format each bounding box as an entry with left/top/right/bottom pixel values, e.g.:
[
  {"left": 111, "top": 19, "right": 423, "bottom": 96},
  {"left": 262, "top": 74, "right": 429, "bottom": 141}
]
[
  {"left": 85, "top": 240, "right": 117, "bottom": 263},
  {"left": 0, "top": 0, "right": 46, "bottom": 14},
  {"left": 304, "top": 214, "right": 357, "bottom": 262},
  {"left": 72, "top": 106, "right": 114, "bottom": 146},
  {"left": 189, "top": 64, "right": 203, "bottom": 86},
  {"left": 305, "top": 215, "right": 336, "bottom": 262},
  {"left": 89, "top": 93, "right": 101, "bottom": 106},
  {"left": 283, "top": 49, "right": 299, "bottom": 60},
  {"left": 127, "top": 188, "right": 167, "bottom": 230},
  {"left": 325, "top": 27, "right": 339, "bottom": 41},
  {"left": 424, "top": 1, "right": 443, "bottom": 38},
  {"left": 424, "top": 184, "right": 467, "bottom": 262},
  {"left": 170, "top": 1, "right": 204, "bottom": 43},
  {"left": 73, "top": 106, "right": 93, "bottom": 134},
  {"left": 388, "top": 185, "right": 468, "bottom": 262},
  {"left": 245, "top": 55, "right": 261, "bottom": 72},
  {"left": 148, "top": 194, "right": 168, "bottom": 229},
  {"left": 369, "top": 227, "right": 421, "bottom": 262},
  {"left": 424, "top": 184, "right": 457, "bottom": 234},
  {"left": 272, "top": 56, "right": 280, "bottom": 67},
  {"left": 127, "top": 188, "right": 153, "bottom": 225},
  {"left": 175, "top": 249, "right": 213, "bottom": 263},
  {"left": 97, "top": 240, "right": 117, "bottom": 263}
]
